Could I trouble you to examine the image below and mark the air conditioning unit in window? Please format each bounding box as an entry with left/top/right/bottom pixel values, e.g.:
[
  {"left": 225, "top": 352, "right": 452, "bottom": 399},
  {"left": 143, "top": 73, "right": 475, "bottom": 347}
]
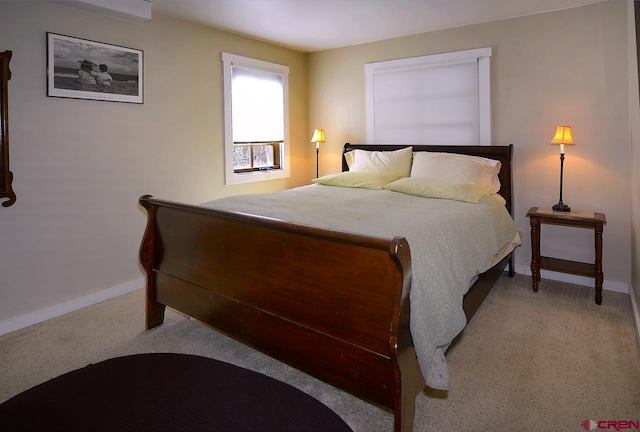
[{"left": 55, "top": 0, "right": 151, "bottom": 23}]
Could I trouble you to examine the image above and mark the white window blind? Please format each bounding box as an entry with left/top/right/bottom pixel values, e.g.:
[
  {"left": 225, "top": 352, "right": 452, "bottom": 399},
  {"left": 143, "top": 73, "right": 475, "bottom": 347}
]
[
  {"left": 366, "top": 48, "right": 491, "bottom": 145},
  {"left": 231, "top": 66, "right": 284, "bottom": 143}
]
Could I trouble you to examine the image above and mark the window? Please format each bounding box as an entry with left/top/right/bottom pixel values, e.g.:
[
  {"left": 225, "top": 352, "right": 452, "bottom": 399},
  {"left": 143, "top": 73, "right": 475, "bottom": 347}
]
[
  {"left": 222, "top": 53, "right": 290, "bottom": 185},
  {"left": 365, "top": 47, "right": 491, "bottom": 145}
]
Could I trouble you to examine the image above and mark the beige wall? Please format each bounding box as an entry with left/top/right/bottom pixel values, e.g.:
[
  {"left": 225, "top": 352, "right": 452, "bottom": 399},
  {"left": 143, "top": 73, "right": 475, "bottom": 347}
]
[
  {"left": 309, "top": 1, "right": 632, "bottom": 290},
  {"left": 0, "top": 2, "right": 309, "bottom": 323}
]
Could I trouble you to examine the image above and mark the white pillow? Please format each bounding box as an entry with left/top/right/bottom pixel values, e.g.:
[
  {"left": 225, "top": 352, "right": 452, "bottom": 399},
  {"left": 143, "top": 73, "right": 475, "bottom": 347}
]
[
  {"left": 410, "top": 152, "right": 501, "bottom": 193},
  {"left": 347, "top": 147, "right": 413, "bottom": 177}
]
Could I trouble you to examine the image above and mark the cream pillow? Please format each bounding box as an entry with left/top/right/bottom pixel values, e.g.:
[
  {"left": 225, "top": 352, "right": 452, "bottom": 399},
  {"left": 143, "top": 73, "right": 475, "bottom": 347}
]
[
  {"left": 313, "top": 171, "right": 404, "bottom": 189},
  {"left": 410, "top": 152, "right": 501, "bottom": 193},
  {"left": 384, "top": 177, "right": 493, "bottom": 203},
  {"left": 347, "top": 147, "right": 413, "bottom": 177}
]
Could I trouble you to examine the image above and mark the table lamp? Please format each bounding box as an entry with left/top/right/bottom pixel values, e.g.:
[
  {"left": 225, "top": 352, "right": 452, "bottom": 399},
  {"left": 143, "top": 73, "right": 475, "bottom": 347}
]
[
  {"left": 310, "top": 128, "right": 325, "bottom": 178},
  {"left": 550, "top": 125, "right": 575, "bottom": 212}
]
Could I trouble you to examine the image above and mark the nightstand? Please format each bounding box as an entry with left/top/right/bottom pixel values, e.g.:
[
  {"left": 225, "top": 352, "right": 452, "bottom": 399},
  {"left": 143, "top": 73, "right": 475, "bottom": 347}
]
[{"left": 526, "top": 207, "right": 606, "bottom": 304}]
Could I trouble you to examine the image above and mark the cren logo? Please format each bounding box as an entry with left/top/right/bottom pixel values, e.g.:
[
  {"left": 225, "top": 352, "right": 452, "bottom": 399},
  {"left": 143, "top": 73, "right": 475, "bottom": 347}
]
[
  {"left": 582, "top": 420, "right": 640, "bottom": 431},
  {"left": 583, "top": 420, "right": 598, "bottom": 431}
]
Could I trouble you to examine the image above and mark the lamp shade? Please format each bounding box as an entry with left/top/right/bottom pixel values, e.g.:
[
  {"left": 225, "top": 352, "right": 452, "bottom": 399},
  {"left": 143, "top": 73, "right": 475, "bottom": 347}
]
[
  {"left": 310, "top": 129, "right": 325, "bottom": 143},
  {"left": 550, "top": 126, "right": 575, "bottom": 145}
]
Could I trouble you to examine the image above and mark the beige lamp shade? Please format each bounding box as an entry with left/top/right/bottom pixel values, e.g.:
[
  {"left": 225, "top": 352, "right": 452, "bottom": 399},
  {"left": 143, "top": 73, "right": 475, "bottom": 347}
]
[
  {"left": 550, "top": 126, "right": 575, "bottom": 145},
  {"left": 310, "top": 129, "right": 325, "bottom": 143},
  {"left": 550, "top": 126, "right": 574, "bottom": 154}
]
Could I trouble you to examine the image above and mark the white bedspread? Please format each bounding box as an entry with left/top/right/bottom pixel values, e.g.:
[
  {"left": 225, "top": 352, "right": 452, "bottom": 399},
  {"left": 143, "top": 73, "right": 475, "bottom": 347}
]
[{"left": 204, "top": 184, "right": 519, "bottom": 390}]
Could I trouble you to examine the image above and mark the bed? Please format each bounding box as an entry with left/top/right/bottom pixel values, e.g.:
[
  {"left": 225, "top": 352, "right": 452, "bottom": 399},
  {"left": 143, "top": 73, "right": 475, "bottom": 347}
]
[{"left": 139, "top": 143, "right": 518, "bottom": 432}]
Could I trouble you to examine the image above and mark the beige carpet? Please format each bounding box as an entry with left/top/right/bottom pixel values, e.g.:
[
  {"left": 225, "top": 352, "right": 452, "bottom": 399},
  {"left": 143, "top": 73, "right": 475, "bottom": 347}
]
[{"left": 1, "top": 273, "right": 639, "bottom": 431}]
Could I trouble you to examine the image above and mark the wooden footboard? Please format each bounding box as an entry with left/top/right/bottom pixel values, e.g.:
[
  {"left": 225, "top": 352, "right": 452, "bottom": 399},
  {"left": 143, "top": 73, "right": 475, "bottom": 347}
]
[{"left": 139, "top": 195, "right": 424, "bottom": 432}]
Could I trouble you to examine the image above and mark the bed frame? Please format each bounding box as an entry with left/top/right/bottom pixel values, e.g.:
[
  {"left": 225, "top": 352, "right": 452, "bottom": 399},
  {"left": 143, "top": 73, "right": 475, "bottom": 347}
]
[{"left": 139, "top": 144, "right": 514, "bottom": 432}]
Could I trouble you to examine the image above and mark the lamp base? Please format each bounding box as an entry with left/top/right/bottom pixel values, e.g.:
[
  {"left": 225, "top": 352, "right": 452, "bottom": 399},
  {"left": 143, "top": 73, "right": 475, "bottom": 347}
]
[{"left": 552, "top": 201, "right": 571, "bottom": 212}]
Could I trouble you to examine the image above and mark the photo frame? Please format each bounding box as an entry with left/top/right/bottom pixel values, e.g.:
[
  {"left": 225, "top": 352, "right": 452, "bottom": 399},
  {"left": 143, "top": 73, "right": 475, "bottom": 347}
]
[{"left": 47, "top": 33, "right": 143, "bottom": 104}]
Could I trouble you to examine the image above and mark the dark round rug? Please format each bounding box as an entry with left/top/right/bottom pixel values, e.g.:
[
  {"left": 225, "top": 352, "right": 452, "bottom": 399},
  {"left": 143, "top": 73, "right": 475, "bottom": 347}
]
[{"left": 0, "top": 353, "right": 353, "bottom": 432}]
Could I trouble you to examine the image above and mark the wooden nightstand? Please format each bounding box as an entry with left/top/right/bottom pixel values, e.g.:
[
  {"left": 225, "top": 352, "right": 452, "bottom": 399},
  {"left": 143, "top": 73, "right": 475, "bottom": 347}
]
[{"left": 526, "top": 207, "right": 606, "bottom": 304}]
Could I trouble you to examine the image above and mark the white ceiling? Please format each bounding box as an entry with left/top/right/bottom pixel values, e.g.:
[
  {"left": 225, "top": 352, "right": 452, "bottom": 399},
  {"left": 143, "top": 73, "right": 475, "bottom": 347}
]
[{"left": 151, "top": 0, "right": 607, "bottom": 53}]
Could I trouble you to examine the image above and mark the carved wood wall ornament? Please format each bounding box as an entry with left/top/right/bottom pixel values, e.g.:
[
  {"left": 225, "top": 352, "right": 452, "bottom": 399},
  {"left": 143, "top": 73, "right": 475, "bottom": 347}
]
[{"left": 0, "top": 50, "right": 16, "bottom": 207}]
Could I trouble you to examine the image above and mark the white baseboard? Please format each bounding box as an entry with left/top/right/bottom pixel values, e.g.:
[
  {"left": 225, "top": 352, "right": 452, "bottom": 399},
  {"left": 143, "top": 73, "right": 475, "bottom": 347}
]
[
  {"left": 0, "top": 278, "right": 145, "bottom": 337},
  {"left": 513, "top": 264, "right": 629, "bottom": 294}
]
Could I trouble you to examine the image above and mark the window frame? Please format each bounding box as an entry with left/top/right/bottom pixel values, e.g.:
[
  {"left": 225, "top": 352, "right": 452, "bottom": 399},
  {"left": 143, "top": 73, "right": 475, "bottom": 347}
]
[
  {"left": 222, "top": 52, "right": 290, "bottom": 185},
  {"left": 365, "top": 47, "right": 491, "bottom": 145}
]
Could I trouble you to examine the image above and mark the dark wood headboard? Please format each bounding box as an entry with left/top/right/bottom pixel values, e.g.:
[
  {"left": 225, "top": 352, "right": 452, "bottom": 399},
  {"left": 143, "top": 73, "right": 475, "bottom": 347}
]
[{"left": 342, "top": 143, "right": 514, "bottom": 216}]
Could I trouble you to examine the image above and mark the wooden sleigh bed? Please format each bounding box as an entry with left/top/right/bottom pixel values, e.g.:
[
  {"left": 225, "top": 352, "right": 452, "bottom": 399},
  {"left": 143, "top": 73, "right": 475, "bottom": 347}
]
[{"left": 139, "top": 143, "right": 515, "bottom": 432}]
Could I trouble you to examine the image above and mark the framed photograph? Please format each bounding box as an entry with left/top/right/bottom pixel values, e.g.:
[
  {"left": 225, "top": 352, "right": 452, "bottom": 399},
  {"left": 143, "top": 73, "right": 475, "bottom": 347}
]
[{"left": 47, "top": 32, "right": 143, "bottom": 104}]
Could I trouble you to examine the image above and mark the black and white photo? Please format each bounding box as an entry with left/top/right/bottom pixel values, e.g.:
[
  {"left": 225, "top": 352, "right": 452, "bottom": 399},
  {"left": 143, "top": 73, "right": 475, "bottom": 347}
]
[{"left": 47, "top": 32, "right": 143, "bottom": 104}]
